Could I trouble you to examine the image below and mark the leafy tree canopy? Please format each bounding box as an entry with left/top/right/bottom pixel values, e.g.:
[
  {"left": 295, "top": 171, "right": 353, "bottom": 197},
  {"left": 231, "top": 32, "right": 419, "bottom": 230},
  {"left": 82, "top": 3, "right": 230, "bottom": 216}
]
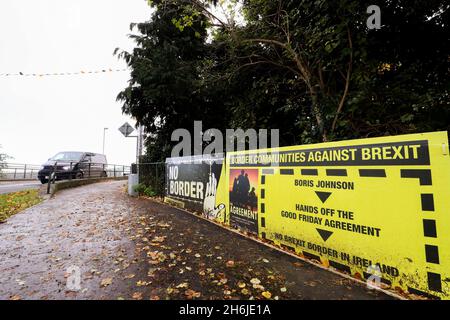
[{"left": 117, "top": 0, "right": 450, "bottom": 161}]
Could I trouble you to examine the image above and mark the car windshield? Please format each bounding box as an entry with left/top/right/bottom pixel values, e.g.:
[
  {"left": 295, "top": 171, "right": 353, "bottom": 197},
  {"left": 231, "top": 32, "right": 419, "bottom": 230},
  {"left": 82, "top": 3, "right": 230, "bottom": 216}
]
[{"left": 50, "top": 152, "right": 83, "bottom": 161}]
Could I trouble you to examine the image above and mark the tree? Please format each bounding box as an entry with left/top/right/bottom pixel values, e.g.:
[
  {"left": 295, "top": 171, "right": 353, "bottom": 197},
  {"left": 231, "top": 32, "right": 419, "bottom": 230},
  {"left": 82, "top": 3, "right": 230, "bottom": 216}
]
[
  {"left": 187, "top": 0, "right": 450, "bottom": 141},
  {"left": 0, "top": 145, "right": 12, "bottom": 177},
  {"left": 116, "top": 0, "right": 230, "bottom": 161},
  {"left": 117, "top": 0, "right": 450, "bottom": 160},
  {"left": 0, "top": 145, "right": 10, "bottom": 163}
]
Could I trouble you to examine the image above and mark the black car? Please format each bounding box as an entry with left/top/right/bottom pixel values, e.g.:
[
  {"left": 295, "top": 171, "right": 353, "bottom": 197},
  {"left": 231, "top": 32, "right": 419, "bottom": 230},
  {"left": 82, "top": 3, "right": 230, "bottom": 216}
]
[{"left": 38, "top": 151, "right": 108, "bottom": 184}]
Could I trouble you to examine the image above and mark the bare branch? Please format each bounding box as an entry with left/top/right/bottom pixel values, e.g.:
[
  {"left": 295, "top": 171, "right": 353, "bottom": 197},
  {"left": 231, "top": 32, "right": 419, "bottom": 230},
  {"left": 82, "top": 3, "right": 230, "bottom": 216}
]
[{"left": 331, "top": 27, "right": 353, "bottom": 133}]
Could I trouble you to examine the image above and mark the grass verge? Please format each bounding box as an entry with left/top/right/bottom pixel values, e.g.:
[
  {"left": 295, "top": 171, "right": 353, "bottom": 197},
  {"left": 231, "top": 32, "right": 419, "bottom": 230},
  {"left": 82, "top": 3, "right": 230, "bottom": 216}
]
[{"left": 0, "top": 189, "right": 42, "bottom": 223}]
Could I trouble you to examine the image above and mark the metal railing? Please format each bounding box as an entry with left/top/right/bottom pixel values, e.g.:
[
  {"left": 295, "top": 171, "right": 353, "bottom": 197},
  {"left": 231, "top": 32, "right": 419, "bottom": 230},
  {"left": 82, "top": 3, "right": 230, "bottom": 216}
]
[
  {"left": 0, "top": 163, "right": 41, "bottom": 180},
  {"left": 136, "top": 162, "right": 166, "bottom": 196},
  {"left": 0, "top": 162, "right": 131, "bottom": 181},
  {"left": 43, "top": 161, "right": 132, "bottom": 194},
  {"left": 0, "top": 162, "right": 166, "bottom": 196}
]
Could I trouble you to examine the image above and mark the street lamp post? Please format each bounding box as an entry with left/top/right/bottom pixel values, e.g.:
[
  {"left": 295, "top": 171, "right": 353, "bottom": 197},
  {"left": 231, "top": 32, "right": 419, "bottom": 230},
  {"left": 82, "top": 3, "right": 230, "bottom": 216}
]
[{"left": 102, "top": 127, "right": 109, "bottom": 155}]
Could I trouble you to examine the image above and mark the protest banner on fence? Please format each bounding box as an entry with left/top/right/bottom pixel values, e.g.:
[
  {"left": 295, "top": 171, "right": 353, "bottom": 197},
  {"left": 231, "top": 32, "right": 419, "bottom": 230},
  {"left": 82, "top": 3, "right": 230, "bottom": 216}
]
[{"left": 166, "top": 132, "right": 450, "bottom": 299}]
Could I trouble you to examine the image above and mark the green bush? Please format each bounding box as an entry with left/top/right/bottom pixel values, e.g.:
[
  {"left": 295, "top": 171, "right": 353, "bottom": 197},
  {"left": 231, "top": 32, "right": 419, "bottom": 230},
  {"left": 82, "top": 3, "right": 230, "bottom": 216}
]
[
  {"left": 143, "top": 186, "right": 157, "bottom": 197},
  {"left": 133, "top": 183, "right": 146, "bottom": 194},
  {"left": 133, "top": 183, "right": 157, "bottom": 197}
]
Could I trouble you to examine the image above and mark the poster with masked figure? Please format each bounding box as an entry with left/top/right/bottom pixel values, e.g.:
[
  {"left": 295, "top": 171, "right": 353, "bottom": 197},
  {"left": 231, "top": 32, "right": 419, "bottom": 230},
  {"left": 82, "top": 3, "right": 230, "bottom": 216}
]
[{"left": 228, "top": 169, "right": 259, "bottom": 234}]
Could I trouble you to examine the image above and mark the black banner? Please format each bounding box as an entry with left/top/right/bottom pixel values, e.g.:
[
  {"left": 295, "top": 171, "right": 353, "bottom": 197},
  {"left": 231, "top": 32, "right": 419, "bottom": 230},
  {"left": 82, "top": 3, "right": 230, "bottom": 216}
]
[
  {"left": 166, "top": 156, "right": 223, "bottom": 213},
  {"left": 229, "top": 140, "right": 430, "bottom": 167}
]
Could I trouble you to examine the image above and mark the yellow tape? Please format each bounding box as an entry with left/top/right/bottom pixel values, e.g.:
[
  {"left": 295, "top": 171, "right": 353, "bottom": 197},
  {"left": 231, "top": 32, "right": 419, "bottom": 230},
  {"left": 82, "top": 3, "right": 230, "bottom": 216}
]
[{"left": 163, "top": 196, "right": 185, "bottom": 209}]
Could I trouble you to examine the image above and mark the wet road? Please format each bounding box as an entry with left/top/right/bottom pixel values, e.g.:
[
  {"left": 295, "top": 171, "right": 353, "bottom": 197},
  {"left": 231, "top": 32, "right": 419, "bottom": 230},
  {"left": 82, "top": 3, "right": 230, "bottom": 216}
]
[
  {"left": 0, "top": 180, "right": 138, "bottom": 299},
  {"left": 0, "top": 180, "right": 395, "bottom": 300},
  {"left": 0, "top": 181, "right": 41, "bottom": 194}
]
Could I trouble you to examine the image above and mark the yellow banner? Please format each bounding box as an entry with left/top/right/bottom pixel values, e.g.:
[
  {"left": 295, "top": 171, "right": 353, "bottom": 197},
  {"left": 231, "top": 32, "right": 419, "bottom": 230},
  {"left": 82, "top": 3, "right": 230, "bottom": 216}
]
[{"left": 224, "top": 131, "right": 450, "bottom": 299}]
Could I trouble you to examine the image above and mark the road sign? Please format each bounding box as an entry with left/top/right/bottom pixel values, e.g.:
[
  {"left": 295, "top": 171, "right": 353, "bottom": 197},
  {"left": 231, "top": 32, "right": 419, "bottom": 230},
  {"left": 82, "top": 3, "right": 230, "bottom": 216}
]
[{"left": 118, "top": 122, "right": 134, "bottom": 137}]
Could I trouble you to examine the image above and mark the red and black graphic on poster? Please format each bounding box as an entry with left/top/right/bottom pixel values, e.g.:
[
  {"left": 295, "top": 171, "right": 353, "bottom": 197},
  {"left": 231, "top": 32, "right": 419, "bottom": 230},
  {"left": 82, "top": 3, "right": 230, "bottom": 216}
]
[{"left": 229, "top": 169, "right": 258, "bottom": 234}]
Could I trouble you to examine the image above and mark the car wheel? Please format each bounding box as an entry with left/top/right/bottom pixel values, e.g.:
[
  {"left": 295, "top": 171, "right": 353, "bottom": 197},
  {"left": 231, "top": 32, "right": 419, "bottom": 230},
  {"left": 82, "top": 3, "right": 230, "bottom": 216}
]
[
  {"left": 75, "top": 172, "right": 83, "bottom": 179},
  {"left": 101, "top": 171, "right": 107, "bottom": 178},
  {"left": 40, "top": 179, "right": 48, "bottom": 184}
]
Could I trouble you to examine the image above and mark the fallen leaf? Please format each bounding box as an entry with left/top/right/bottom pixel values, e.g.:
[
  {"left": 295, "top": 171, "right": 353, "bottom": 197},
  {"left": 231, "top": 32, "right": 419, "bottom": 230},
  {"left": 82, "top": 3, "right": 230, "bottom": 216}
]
[
  {"left": 147, "top": 251, "right": 159, "bottom": 259},
  {"left": 262, "top": 291, "right": 272, "bottom": 299},
  {"left": 241, "top": 288, "right": 250, "bottom": 295},
  {"left": 226, "top": 260, "right": 235, "bottom": 267},
  {"left": 100, "top": 278, "right": 112, "bottom": 287},
  {"left": 157, "top": 223, "right": 170, "bottom": 227},
  {"left": 132, "top": 292, "right": 143, "bottom": 300},
  {"left": 253, "top": 284, "right": 265, "bottom": 290},
  {"left": 10, "top": 295, "right": 21, "bottom": 300},
  {"left": 136, "top": 280, "right": 150, "bottom": 287},
  {"left": 280, "top": 287, "right": 287, "bottom": 293},
  {"left": 185, "top": 289, "right": 201, "bottom": 299},
  {"left": 152, "top": 236, "right": 166, "bottom": 242},
  {"left": 250, "top": 278, "right": 261, "bottom": 285},
  {"left": 147, "top": 268, "right": 157, "bottom": 277}
]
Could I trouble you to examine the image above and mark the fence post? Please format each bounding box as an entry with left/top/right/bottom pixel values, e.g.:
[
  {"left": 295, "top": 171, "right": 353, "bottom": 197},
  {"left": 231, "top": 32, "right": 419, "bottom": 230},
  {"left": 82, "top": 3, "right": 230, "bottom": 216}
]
[
  {"left": 52, "top": 163, "right": 57, "bottom": 184},
  {"left": 113, "top": 165, "right": 116, "bottom": 177},
  {"left": 47, "top": 162, "right": 57, "bottom": 194},
  {"left": 88, "top": 163, "right": 91, "bottom": 178},
  {"left": 14, "top": 168, "right": 17, "bottom": 179},
  {"left": 23, "top": 165, "right": 27, "bottom": 179},
  {"left": 155, "top": 164, "right": 158, "bottom": 193}
]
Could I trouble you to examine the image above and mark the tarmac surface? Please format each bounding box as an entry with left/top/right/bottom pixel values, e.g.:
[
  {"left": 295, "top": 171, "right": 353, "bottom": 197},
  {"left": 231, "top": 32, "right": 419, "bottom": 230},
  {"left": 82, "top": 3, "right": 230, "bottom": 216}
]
[
  {"left": 0, "top": 180, "right": 41, "bottom": 195},
  {"left": 0, "top": 180, "right": 394, "bottom": 300}
]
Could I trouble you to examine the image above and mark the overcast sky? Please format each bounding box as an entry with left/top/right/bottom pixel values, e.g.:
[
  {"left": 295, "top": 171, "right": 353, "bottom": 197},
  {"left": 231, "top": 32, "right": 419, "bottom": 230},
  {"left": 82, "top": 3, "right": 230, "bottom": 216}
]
[{"left": 0, "top": 0, "right": 151, "bottom": 165}]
